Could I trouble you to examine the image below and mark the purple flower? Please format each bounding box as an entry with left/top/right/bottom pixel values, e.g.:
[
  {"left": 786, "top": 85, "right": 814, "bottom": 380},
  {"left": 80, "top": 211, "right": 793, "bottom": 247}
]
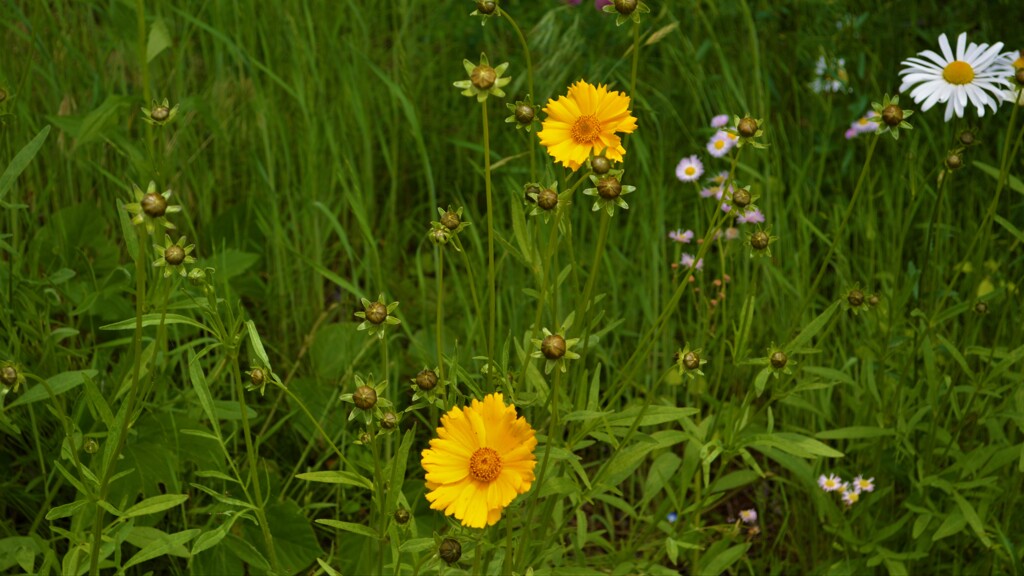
[
  {"left": 737, "top": 208, "right": 765, "bottom": 224},
  {"left": 669, "top": 229, "right": 695, "bottom": 243},
  {"left": 680, "top": 253, "right": 704, "bottom": 270},
  {"left": 710, "top": 114, "right": 729, "bottom": 128}
]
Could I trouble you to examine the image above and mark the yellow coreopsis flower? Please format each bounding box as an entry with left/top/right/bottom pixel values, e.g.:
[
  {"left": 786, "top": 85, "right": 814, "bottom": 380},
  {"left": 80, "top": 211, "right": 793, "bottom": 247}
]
[
  {"left": 421, "top": 393, "right": 537, "bottom": 528},
  {"left": 537, "top": 80, "right": 637, "bottom": 171}
]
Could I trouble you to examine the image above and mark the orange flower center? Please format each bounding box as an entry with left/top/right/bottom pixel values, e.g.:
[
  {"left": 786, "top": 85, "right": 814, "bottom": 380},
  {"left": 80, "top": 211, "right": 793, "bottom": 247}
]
[
  {"left": 570, "top": 114, "right": 602, "bottom": 144},
  {"left": 684, "top": 166, "right": 696, "bottom": 176},
  {"left": 469, "top": 447, "right": 502, "bottom": 482},
  {"left": 942, "top": 60, "right": 974, "bottom": 85}
]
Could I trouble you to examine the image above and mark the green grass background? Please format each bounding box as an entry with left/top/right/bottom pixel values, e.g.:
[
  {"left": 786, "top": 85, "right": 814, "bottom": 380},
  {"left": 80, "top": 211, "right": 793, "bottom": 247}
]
[{"left": 1, "top": 0, "right": 1023, "bottom": 574}]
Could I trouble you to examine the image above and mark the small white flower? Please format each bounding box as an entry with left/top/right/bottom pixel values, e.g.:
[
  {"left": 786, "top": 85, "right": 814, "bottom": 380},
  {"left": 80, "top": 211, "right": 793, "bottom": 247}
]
[
  {"left": 680, "top": 253, "right": 703, "bottom": 271},
  {"left": 853, "top": 475, "right": 875, "bottom": 493},
  {"left": 818, "top": 473, "right": 842, "bottom": 492},
  {"left": 739, "top": 509, "right": 758, "bottom": 524},
  {"left": 710, "top": 114, "right": 729, "bottom": 128},
  {"left": 737, "top": 208, "right": 765, "bottom": 224},
  {"left": 898, "top": 32, "right": 1015, "bottom": 121},
  {"left": 706, "top": 131, "right": 735, "bottom": 158},
  {"left": 842, "top": 489, "right": 861, "bottom": 506},
  {"left": 675, "top": 154, "right": 704, "bottom": 182},
  {"left": 810, "top": 55, "right": 851, "bottom": 94},
  {"left": 669, "top": 229, "right": 694, "bottom": 243}
]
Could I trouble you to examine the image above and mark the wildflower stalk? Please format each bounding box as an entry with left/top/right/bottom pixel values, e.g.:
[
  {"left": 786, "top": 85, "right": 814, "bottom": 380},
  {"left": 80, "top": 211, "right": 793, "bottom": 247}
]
[
  {"left": 935, "top": 93, "right": 1024, "bottom": 313},
  {"left": 231, "top": 358, "right": 280, "bottom": 572},
  {"left": 499, "top": 7, "right": 536, "bottom": 181},
  {"left": 517, "top": 368, "right": 561, "bottom": 570},
  {"left": 368, "top": 423, "right": 387, "bottom": 575},
  {"left": 571, "top": 209, "right": 611, "bottom": 369},
  {"left": 482, "top": 101, "right": 497, "bottom": 387},
  {"left": 788, "top": 134, "right": 878, "bottom": 334},
  {"left": 88, "top": 226, "right": 148, "bottom": 576},
  {"left": 918, "top": 162, "right": 951, "bottom": 303},
  {"left": 629, "top": 20, "right": 641, "bottom": 100},
  {"left": 453, "top": 235, "right": 485, "bottom": 341},
  {"left": 437, "top": 246, "right": 445, "bottom": 383}
]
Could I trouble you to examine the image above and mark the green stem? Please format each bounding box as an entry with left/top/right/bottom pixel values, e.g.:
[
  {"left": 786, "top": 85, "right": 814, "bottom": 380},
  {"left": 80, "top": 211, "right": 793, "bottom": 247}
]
[
  {"left": 517, "top": 368, "right": 560, "bottom": 570},
  {"left": 499, "top": 8, "right": 536, "bottom": 182},
  {"left": 368, "top": 424, "right": 387, "bottom": 575},
  {"left": 935, "top": 90, "right": 1023, "bottom": 313},
  {"left": 629, "top": 21, "right": 641, "bottom": 100},
  {"left": 788, "top": 134, "right": 878, "bottom": 334},
  {"left": 571, "top": 209, "right": 612, "bottom": 361},
  {"left": 437, "top": 246, "right": 445, "bottom": 382},
  {"left": 232, "top": 359, "right": 279, "bottom": 572},
  {"left": 88, "top": 226, "right": 147, "bottom": 576},
  {"left": 482, "top": 101, "right": 496, "bottom": 388},
  {"left": 919, "top": 163, "right": 951, "bottom": 303}
]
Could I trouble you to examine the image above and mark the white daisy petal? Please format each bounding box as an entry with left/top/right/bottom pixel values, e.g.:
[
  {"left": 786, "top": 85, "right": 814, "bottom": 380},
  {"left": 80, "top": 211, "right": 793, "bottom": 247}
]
[
  {"left": 955, "top": 32, "right": 967, "bottom": 61},
  {"left": 938, "top": 33, "right": 954, "bottom": 62}
]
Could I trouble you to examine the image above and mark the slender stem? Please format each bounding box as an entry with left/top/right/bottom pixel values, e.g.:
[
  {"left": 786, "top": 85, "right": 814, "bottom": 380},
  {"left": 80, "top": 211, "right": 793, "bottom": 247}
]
[
  {"left": 935, "top": 91, "right": 1023, "bottom": 313},
  {"left": 437, "top": 246, "right": 445, "bottom": 382},
  {"left": 368, "top": 424, "right": 387, "bottom": 575},
  {"left": 232, "top": 359, "right": 279, "bottom": 572},
  {"left": 499, "top": 8, "right": 536, "bottom": 182},
  {"left": 482, "top": 101, "right": 496, "bottom": 387},
  {"left": 788, "top": 134, "right": 878, "bottom": 334},
  {"left": 629, "top": 21, "right": 641, "bottom": 100},
  {"left": 572, "top": 209, "right": 612, "bottom": 355},
  {"left": 89, "top": 226, "right": 147, "bottom": 576},
  {"left": 919, "top": 164, "right": 951, "bottom": 303},
  {"left": 517, "top": 368, "right": 560, "bottom": 570}
]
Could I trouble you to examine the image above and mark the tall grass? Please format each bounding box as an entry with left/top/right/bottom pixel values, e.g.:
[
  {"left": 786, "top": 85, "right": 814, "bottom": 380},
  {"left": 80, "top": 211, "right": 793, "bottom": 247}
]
[{"left": 1, "top": 1, "right": 1022, "bottom": 574}]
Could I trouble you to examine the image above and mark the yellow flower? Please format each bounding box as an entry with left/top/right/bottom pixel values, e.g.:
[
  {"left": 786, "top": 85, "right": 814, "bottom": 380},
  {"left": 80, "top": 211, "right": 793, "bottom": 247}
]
[
  {"left": 421, "top": 393, "right": 537, "bottom": 528},
  {"left": 537, "top": 80, "right": 637, "bottom": 171}
]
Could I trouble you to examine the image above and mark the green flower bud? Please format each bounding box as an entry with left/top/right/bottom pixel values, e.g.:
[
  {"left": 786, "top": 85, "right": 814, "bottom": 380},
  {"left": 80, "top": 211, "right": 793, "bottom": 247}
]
[{"left": 353, "top": 385, "right": 378, "bottom": 410}]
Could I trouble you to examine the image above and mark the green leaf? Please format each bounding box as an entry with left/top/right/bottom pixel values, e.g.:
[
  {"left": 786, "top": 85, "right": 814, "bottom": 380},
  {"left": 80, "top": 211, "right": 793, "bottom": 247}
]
[
  {"left": 123, "top": 494, "right": 189, "bottom": 519},
  {"left": 973, "top": 160, "right": 1024, "bottom": 195},
  {"left": 126, "top": 527, "right": 192, "bottom": 559},
  {"left": 188, "top": 352, "right": 222, "bottom": 438},
  {"left": 245, "top": 320, "right": 271, "bottom": 368},
  {"left": 262, "top": 500, "right": 324, "bottom": 575},
  {"left": 788, "top": 300, "right": 840, "bottom": 351},
  {"left": 815, "top": 427, "right": 896, "bottom": 440},
  {"left": 45, "top": 499, "right": 88, "bottom": 521},
  {"left": 295, "top": 470, "right": 373, "bottom": 490},
  {"left": 641, "top": 452, "right": 681, "bottom": 506},
  {"left": 316, "top": 558, "right": 343, "bottom": 576},
  {"left": 386, "top": 430, "right": 414, "bottom": 513},
  {"left": 122, "top": 528, "right": 200, "bottom": 570},
  {"left": 700, "top": 543, "right": 750, "bottom": 576},
  {"left": 7, "top": 370, "right": 98, "bottom": 408},
  {"left": 932, "top": 510, "right": 966, "bottom": 541},
  {"left": 73, "top": 95, "right": 133, "bottom": 150},
  {"left": 315, "top": 519, "right": 378, "bottom": 539},
  {"left": 0, "top": 126, "right": 50, "bottom": 203},
  {"left": 146, "top": 17, "right": 172, "bottom": 63},
  {"left": 746, "top": 432, "right": 844, "bottom": 459},
  {"left": 100, "top": 313, "right": 212, "bottom": 333},
  {"left": 951, "top": 491, "right": 993, "bottom": 548}
]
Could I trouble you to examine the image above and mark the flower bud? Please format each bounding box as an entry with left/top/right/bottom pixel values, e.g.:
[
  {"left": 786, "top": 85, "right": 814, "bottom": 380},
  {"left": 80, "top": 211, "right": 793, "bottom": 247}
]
[
  {"left": 537, "top": 187, "right": 558, "bottom": 210},
  {"left": 0, "top": 365, "right": 17, "bottom": 386},
  {"left": 440, "top": 210, "right": 461, "bottom": 230},
  {"left": 732, "top": 189, "right": 751, "bottom": 208},
  {"left": 188, "top": 267, "right": 207, "bottom": 286},
  {"left": 524, "top": 184, "right": 541, "bottom": 203},
  {"left": 250, "top": 368, "right": 266, "bottom": 388},
  {"left": 164, "top": 245, "right": 186, "bottom": 266},
  {"left": 429, "top": 228, "right": 450, "bottom": 246},
  {"left": 847, "top": 289, "right": 864, "bottom": 307},
  {"left": 541, "top": 334, "right": 567, "bottom": 359},
  {"left": 394, "top": 508, "right": 410, "bottom": 525},
  {"left": 353, "top": 385, "right": 378, "bottom": 410},
  {"left": 750, "top": 231, "right": 770, "bottom": 250},
  {"left": 0, "top": 89, "right": 7, "bottom": 103},
  {"left": 150, "top": 106, "right": 170, "bottom": 122},
  {"left": 439, "top": 538, "right": 462, "bottom": 565},
  {"left": 591, "top": 156, "right": 611, "bottom": 175},
  {"left": 359, "top": 432, "right": 372, "bottom": 444},
  {"left": 974, "top": 301, "right": 989, "bottom": 315},
  {"left": 84, "top": 439, "right": 100, "bottom": 454},
  {"left": 959, "top": 130, "right": 975, "bottom": 146},
  {"left": 868, "top": 294, "right": 880, "bottom": 307},
  {"left": 415, "top": 369, "right": 438, "bottom": 391},
  {"left": 882, "top": 105, "right": 903, "bottom": 127},
  {"left": 770, "top": 351, "right": 788, "bottom": 369},
  {"left": 365, "top": 301, "right": 388, "bottom": 325},
  {"left": 381, "top": 411, "right": 398, "bottom": 429},
  {"left": 475, "top": 0, "right": 497, "bottom": 14},
  {"left": 945, "top": 153, "right": 962, "bottom": 170},
  {"left": 614, "top": 0, "right": 638, "bottom": 15},
  {"left": 737, "top": 117, "right": 758, "bottom": 138},
  {"left": 471, "top": 65, "right": 497, "bottom": 91},
  {"left": 514, "top": 103, "right": 535, "bottom": 125},
  {"left": 682, "top": 351, "right": 700, "bottom": 370},
  {"left": 596, "top": 176, "right": 622, "bottom": 199}
]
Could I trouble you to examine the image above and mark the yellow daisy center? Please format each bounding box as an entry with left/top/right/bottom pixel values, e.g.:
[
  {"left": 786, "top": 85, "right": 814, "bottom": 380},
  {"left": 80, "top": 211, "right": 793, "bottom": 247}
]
[
  {"left": 684, "top": 166, "right": 696, "bottom": 176},
  {"left": 469, "top": 447, "right": 502, "bottom": 482},
  {"left": 714, "top": 140, "right": 725, "bottom": 150},
  {"left": 570, "top": 114, "right": 602, "bottom": 144},
  {"left": 1013, "top": 55, "right": 1024, "bottom": 69},
  {"left": 942, "top": 60, "right": 975, "bottom": 85},
  {"left": 857, "top": 118, "right": 869, "bottom": 126}
]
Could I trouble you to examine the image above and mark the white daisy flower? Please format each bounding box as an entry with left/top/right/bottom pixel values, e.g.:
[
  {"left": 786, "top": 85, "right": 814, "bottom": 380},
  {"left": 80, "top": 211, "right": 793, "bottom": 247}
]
[
  {"left": 675, "top": 154, "right": 704, "bottom": 182},
  {"left": 898, "top": 32, "right": 1015, "bottom": 122},
  {"left": 710, "top": 114, "right": 729, "bottom": 128},
  {"left": 818, "top": 473, "right": 842, "bottom": 492},
  {"left": 842, "top": 489, "right": 861, "bottom": 506},
  {"left": 706, "top": 131, "right": 735, "bottom": 158},
  {"left": 680, "top": 253, "right": 703, "bottom": 271},
  {"left": 852, "top": 475, "right": 875, "bottom": 493},
  {"left": 739, "top": 509, "right": 758, "bottom": 524}
]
